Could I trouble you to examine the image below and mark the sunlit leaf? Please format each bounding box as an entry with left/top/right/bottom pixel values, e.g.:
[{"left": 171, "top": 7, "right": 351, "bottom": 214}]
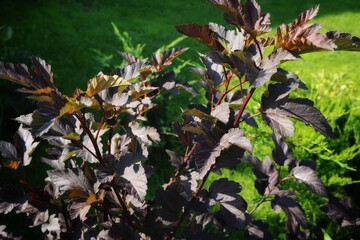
[
  {"left": 262, "top": 83, "right": 334, "bottom": 138},
  {"left": 86, "top": 74, "right": 130, "bottom": 97},
  {"left": 47, "top": 168, "right": 93, "bottom": 198},
  {"left": 209, "top": 0, "right": 271, "bottom": 37},
  {"left": 291, "top": 165, "right": 327, "bottom": 197},
  {"left": 326, "top": 31, "right": 360, "bottom": 51},
  {"left": 274, "top": 5, "right": 336, "bottom": 53},
  {"left": 246, "top": 221, "right": 272, "bottom": 240},
  {"left": 115, "top": 153, "right": 148, "bottom": 201},
  {"left": 166, "top": 149, "right": 184, "bottom": 171},
  {"left": 152, "top": 47, "right": 188, "bottom": 72},
  {"left": 209, "top": 22, "right": 245, "bottom": 53},
  {"left": 211, "top": 102, "right": 230, "bottom": 124}
]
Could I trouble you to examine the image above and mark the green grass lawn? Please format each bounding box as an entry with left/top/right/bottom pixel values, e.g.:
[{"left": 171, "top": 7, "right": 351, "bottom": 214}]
[
  {"left": 0, "top": 0, "right": 360, "bottom": 238},
  {"left": 1, "top": 0, "right": 359, "bottom": 93}
]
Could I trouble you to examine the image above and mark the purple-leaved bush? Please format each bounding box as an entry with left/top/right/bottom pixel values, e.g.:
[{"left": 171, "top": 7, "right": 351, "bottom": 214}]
[{"left": 0, "top": 1, "right": 359, "bottom": 239}]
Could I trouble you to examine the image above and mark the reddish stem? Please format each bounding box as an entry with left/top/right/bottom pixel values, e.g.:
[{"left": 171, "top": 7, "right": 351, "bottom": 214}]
[
  {"left": 75, "top": 113, "right": 105, "bottom": 165},
  {"left": 110, "top": 181, "right": 140, "bottom": 230},
  {"left": 217, "top": 67, "right": 231, "bottom": 102},
  {"left": 233, "top": 88, "right": 256, "bottom": 127},
  {"left": 95, "top": 113, "right": 106, "bottom": 140}
]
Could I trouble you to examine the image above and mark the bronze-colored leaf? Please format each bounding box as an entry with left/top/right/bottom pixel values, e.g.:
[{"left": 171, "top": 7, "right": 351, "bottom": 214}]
[
  {"left": 86, "top": 74, "right": 130, "bottom": 97},
  {"left": 209, "top": 0, "right": 271, "bottom": 37},
  {"left": 176, "top": 24, "right": 224, "bottom": 51},
  {"left": 274, "top": 5, "right": 336, "bottom": 53}
]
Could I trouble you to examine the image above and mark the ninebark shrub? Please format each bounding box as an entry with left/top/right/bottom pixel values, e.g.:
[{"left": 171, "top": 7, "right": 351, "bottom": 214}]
[{"left": 0, "top": 1, "right": 359, "bottom": 239}]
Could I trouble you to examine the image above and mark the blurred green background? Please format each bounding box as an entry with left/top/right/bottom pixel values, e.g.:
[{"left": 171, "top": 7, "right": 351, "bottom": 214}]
[{"left": 0, "top": 0, "right": 359, "bottom": 238}]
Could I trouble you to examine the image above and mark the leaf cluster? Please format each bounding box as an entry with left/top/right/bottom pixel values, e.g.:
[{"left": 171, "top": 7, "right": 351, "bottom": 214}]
[{"left": 0, "top": 0, "right": 359, "bottom": 239}]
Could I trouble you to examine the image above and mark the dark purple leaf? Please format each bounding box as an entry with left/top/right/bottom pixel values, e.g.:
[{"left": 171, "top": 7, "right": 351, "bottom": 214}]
[
  {"left": 14, "top": 124, "right": 40, "bottom": 166},
  {"left": 14, "top": 113, "right": 33, "bottom": 127},
  {"left": 326, "top": 31, "right": 360, "bottom": 51},
  {"left": 195, "top": 127, "right": 252, "bottom": 178},
  {"left": 207, "top": 178, "right": 247, "bottom": 212},
  {"left": 214, "top": 206, "right": 250, "bottom": 231},
  {"left": 94, "top": 164, "right": 115, "bottom": 184},
  {"left": 0, "top": 125, "right": 39, "bottom": 168},
  {"left": 208, "top": 22, "right": 245, "bottom": 52},
  {"left": 41, "top": 214, "right": 61, "bottom": 236},
  {"left": 155, "top": 71, "right": 176, "bottom": 91},
  {"left": 271, "top": 131, "right": 294, "bottom": 166},
  {"left": 261, "top": 49, "right": 299, "bottom": 70},
  {"left": 200, "top": 53, "right": 226, "bottom": 88},
  {"left": 252, "top": 156, "right": 279, "bottom": 195},
  {"left": 262, "top": 82, "right": 334, "bottom": 138},
  {"left": 115, "top": 153, "right": 148, "bottom": 201},
  {"left": 196, "top": 144, "right": 222, "bottom": 179},
  {"left": 47, "top": 168, "right": 93, "bottom": 198},
  {"left": 294, "top": 4, "right": 320, "bottom": 26},
  {"left": 152, "top": 47, "right": 188, "bottom": 71},
  {"left": 0, "top": 185, "right": 30, "bottom": 214},
  {"left": 320, "top": 199, "right": 360, "bottom": 227},
  {"left": 117, "top": 51, "right": 139, "bottom": 64},
  {"left": 211, "top": 102, "right": 230, "bottom": 124},
  {"left": 69, "top": 200, "right": 92, "bottom": 220},
  {"left": 247, "top": 49, "right": 299, "bottom": 88},
  {"left": 279, "top": 99, "right": 334, "bottom": 138},
  {"left": 271, "top": 196, "right": 307, "bottom": 236},
  {"left": 263, "top": 110, "right": 294, "bottom": 137},
  {"left": 129, "top": 122, "right": 160, "bottom": 146},
  {"left": 74, "top": 130, "right": 103, "bottom": 164},
  {"left": 220, "top": 128, "right": 252, "bottom": 153},
  {"left": 246, "top": 221, "right": 272, "bottom": 240},
  {"left": 186, "top": 213, "right": 224, "bottom": 239},
  {"left": 175, "top": 82, "right": 199, "bottom": 96},
  {"left": 290, "top": 166, "right": 327, "bottom": 197},
  {"left": 0, "top": 225, "right": 22, "bottom": 240},
  {"left": 216, "top": 145, "right": 243, "bottom": 169},
  {"left": 0, "top": 58, "right": 67, "bottom": 137},
  {"left": 166, "top": 149, "right": 184, "bottom": 171},
  {"left": 155, "top": 185, "right": 190, "bottom": 224},
  {"left": 156, "top": 71, "right": 199, "bottom": 96},
  {"left": 262, "top": 80, "right": 306, "bottom": 109},
  {"left": 242, "top": 112, "right": 258, "bottom": 128},
  {"left": 116, "top": 59, "right": 150, "bottom": 81},
  {"left": 0, "top": 141, "right": 18, "bottom": 162},
  {"left": 270, "top": 69, "right": 307, "bottom": 90},
  {"left": 202, "top": 179, "right": 249, "bottom": 231}
]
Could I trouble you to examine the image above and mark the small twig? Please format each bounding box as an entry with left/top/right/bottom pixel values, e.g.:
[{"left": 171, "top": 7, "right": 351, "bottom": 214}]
[
  {"left": 107, "top": 127, "right": 114, "bottom": 154},
  {"left": 248, "top": 176, "right": 293, "bottom": 215},
  {"left": 216, "top": 67, "right": 232, "bottom": 106},
  {"left": 61, "top": 199, "right": 71, "bottom": 233},
  {"left": 75, "top": 140, "right": 98, "bottom": 161},
  {"left": 174, "top": 143, "right": 198, "bottom": 178},
  {"left": 75, "top": 113, "right": 105, "bottom": 165},
  {"left": 240, "top": 112, "right": 261, "bottom": 123},
  {"left": 253, "top": 37, "right": 264, "bottom": 60},
  {"left": 95, "top": 113, "right": 106, "bottom": 140},
  {"left": 110, "top": 181, "right": 140, "bottom": 230},
  {"left": 167, "top": 166, "right": 213, "bottom": 239},
  {"left": 233, "top": 88, "right": 256, "bottom": 127}
]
